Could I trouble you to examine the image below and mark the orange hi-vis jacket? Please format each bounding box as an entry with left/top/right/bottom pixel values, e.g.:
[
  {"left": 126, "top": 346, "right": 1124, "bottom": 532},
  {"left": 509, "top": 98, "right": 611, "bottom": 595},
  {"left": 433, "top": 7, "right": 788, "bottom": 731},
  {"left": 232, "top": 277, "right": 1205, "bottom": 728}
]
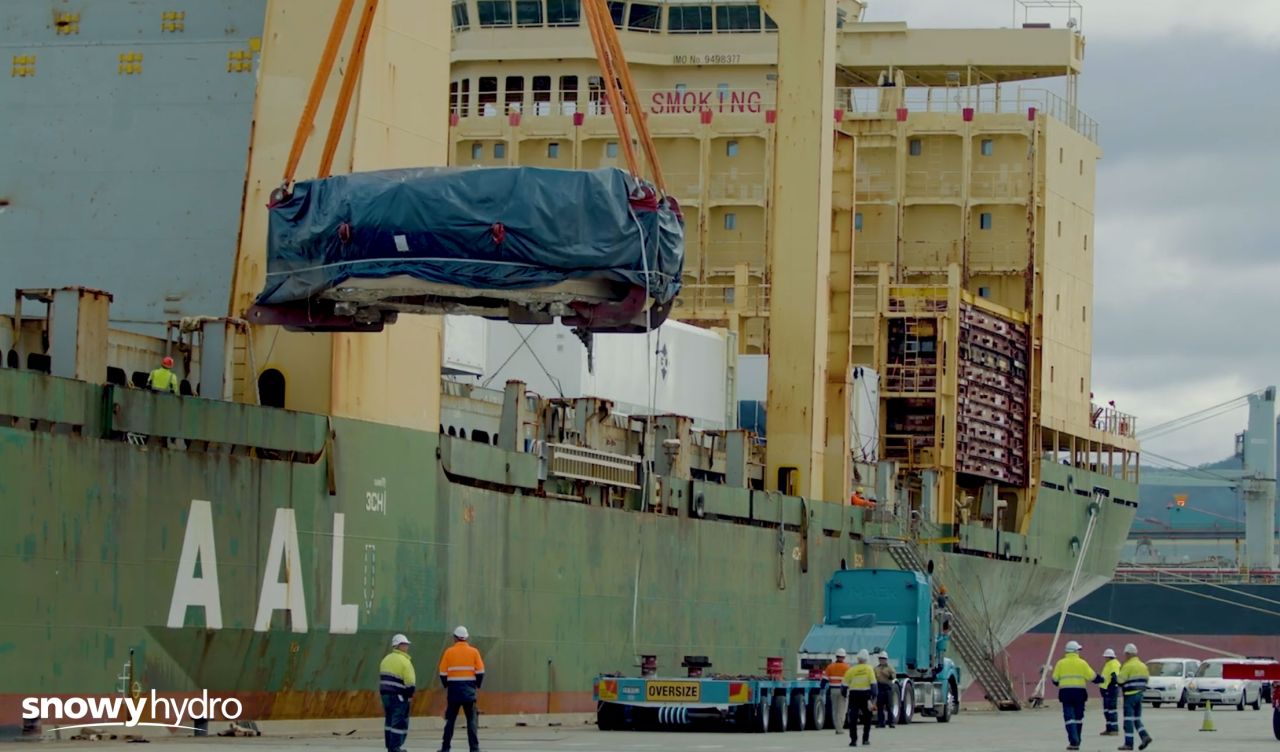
[
  {"left": 825, "top": 660, "right": 849, "bottom": 686},
  {"left": 438, "top": 641, "right": 486, "bottom": 687}
]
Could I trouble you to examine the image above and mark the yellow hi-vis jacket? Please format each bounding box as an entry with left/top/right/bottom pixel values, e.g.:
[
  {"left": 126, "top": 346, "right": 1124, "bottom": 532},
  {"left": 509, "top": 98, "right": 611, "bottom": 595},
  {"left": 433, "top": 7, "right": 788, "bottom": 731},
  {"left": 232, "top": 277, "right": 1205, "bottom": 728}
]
[
  {"left": 1051, "top": 653, "right": 1097, "bottom": 689},
  {"left": 147, "top": 366, "right": 178, "bottom": 394},
  {"left": 1117, "top": 656, "right": 1150, "bottom": 696},
  {"left": 379, "top": 650, "right": 416, "bottom": 694},
  {"left": 843, "top": 663, "right": 877, "bottom": 691},
  {"left": 1100, "top": 658, "right": 1122, "bottom": 690}
]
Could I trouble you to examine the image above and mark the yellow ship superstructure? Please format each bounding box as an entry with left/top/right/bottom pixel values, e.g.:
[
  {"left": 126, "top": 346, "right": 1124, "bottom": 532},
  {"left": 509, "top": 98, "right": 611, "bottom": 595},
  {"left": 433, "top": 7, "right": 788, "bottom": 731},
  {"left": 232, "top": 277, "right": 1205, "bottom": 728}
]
[{"left": 448, "top": 0, "right": 1136, "bottom": 539}]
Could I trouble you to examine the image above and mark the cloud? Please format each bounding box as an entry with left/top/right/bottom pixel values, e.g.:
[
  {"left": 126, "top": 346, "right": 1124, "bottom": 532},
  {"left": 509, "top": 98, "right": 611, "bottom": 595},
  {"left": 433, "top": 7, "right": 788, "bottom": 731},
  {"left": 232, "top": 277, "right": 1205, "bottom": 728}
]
[{"left": 866, "top": 0, "right": 1280, "bottom": 46}]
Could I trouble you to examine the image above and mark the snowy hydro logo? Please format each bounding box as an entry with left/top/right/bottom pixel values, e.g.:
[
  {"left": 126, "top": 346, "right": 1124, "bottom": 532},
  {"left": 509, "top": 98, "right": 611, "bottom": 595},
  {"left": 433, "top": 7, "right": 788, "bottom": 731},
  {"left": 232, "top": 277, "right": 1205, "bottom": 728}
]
[{"left": 21, "top": 690, "right": 243, "bottom": 732}]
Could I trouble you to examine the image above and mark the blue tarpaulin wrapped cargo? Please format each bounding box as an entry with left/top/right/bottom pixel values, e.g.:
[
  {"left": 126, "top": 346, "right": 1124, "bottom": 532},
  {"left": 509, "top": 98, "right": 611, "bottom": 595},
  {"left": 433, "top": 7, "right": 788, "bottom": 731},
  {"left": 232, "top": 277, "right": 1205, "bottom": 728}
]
[{"left": 256, "top": 166, "right": 684, "bottom": 311}]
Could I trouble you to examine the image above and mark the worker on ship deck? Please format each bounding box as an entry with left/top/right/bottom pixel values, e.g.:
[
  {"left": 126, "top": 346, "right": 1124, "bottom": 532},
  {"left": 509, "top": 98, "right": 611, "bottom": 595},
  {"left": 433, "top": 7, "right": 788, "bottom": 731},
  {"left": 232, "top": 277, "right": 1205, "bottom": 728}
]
[
  {"left": 842, "top": 649, "right": 878, "bottom": 747},
  {"left": 825, "top": 648, "right": 850, "bottom": 736},
  {"left": 1051, "top": 640, "right": 1104, "bottom": 751},
  {"left": 1099, "top": 647, "right": 1121, "bottom": 737},
  {"left": 379, "top": 633, "right": 416, "bottom": 752},
  {"left": 146, "top": 356, "right": 179, "bottom": 395},
  {"left": 1117, "top": 643, "right": 1153, "bottom": 751},
  {"left": 874, "top": 652, "right": 896, "bottom": 729},
  {"left": 438, "top": 625, "right": 485, "bottom": 752}
]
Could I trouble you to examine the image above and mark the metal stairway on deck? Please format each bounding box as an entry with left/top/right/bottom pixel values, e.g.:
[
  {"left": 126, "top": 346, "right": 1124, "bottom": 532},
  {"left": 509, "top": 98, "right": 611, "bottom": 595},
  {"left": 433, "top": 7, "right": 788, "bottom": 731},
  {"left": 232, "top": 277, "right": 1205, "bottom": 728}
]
[{"left": 880, "top": 537, "right": 1022, "bottom": 711}]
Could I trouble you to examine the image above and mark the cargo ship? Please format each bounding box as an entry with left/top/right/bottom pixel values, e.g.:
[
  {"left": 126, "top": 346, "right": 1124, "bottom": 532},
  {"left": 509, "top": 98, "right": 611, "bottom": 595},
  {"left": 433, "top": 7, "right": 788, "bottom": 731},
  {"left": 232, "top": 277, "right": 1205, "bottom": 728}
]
[
  {"left": 0, "top": 0, "right": 1138, "bottom": 728},
  {"left": 1008, "top": 389, "right": 1279, "bottom": 693}
]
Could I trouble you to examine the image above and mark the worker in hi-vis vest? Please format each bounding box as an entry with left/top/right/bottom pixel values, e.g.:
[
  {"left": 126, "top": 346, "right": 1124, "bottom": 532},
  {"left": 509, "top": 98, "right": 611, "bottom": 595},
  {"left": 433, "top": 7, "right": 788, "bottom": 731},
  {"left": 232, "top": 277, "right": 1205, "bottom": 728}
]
[
  {"left": 825, "top": 648, "right": 850, "bottom": 735},
  {"left": 1098, "top": 647, "right": 1122, "bottom": 737},
  {"left": 842, "top": 649, "right": 878, "bottom": 747},
  {"left": 146, "top": 356, "right": 179, "bottom": 395},
  {"left": 438, "top": 625, "right": 485, "bottom": 752},
  {"left": 1051, "top": 640, "right": 1104, "bottom": 750},
  {"left": 1117, "top": 643, "right": 1153, "bottom": 751},
  {"left": 378, "top": 633, "right": 415, "bottom": 752}
]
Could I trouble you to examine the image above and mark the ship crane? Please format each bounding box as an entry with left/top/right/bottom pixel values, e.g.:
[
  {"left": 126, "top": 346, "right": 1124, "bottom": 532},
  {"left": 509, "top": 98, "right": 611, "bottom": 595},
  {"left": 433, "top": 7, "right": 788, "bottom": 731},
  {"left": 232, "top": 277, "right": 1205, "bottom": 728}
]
[{"left": 242, "top": 0, "right": 682, "bottom": 337}]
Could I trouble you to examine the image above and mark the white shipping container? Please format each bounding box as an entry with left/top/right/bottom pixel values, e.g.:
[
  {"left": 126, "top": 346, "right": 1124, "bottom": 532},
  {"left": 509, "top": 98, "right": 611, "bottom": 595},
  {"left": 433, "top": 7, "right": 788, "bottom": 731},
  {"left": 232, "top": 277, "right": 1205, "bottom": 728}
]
[
  {"left": 442, "top": 315, "right": 488, "bottom": 376},
  {"left": 736, "top": 357, "right": 880, "bottom": 460},
  {"left": 481, "top": 319, "right": 733, "bottom": 428}
]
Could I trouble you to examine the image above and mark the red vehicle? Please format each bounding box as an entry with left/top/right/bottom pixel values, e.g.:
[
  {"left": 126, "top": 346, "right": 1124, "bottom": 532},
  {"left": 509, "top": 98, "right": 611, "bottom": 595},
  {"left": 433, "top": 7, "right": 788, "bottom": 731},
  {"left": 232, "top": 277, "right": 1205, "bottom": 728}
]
[{"left": 1223, "top": 662, "right": 1280, "bottom": 740}]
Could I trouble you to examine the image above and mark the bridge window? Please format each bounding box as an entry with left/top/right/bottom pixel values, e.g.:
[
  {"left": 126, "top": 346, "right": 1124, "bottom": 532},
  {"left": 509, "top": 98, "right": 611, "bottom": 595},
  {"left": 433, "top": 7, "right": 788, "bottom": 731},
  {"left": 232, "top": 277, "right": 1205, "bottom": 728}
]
[
  {"left": 606, "top": 141, "right": 618, "bottom": 158},
  {"left": 716, "top": 4, "right": 761, "bottom": 33},
  {"left": 909, "top": 138, "right": 922, "bottom": 156},
  {"left": 532, "top": 75, "right": 552, "bottom": 114},
  {"left": 471, "top": 143, "right": 482, "bottom": 160},
  {"left": 478, "top": 76, "right": 498, "bottom": 116},
  {"left": 764, "top": 12, "right": 777, "bottom": 30},
  {"left": 980, "top": 138, "right": 994, "bottom": 156},
  {"left": 258, "top": 368, "right": 286, "bottom": 408},
  {"left": 477, "top": 0, "right": 513, "bottom": 27},
  {"left": 516, "top": 0, "right": 543, "bottom": 27},
  {"left": 493, "top": 142, "right": 506, "bottom": 159},
  {"left": 627, "top": 2, "right": 660, "bottom": 31},
  {"left": 724, "top": 212, "right": 737, "bottom": 230},
  {"left": 607, "top": 1, "right": 625, "bottom": 27},
  {"left": 547, "top": 0, "right": 580, "bottom": 26},
  {"left": 451, "top": 0, "right": 470, "bottom": 29},
  {"left": 547, "top": 142, "right": 561, "bottom": 159},
  {"left": 505, "top": 75, "right": 524, "bottom": 113},
  {"left": 559, "top": 75, "right": 578, "bottom": 113},
  {"left": 979, "top": 212, "right": 992, "bottom": 230},
  {"left": 669, "top": 5, "right": 712, "bottom": 33},
  {"left": 854, "top": 212, "right": 863, "bottom": 231},
  {"left": 726, "top": 139, "right": 739, "bottom": 157}
]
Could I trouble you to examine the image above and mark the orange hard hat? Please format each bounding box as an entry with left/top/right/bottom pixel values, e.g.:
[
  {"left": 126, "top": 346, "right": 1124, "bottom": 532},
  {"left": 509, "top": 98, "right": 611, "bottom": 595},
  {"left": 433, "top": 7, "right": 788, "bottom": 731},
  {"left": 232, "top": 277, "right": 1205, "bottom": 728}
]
[{"left": 162, "top": 356, "right": 174, "bottom": 368}]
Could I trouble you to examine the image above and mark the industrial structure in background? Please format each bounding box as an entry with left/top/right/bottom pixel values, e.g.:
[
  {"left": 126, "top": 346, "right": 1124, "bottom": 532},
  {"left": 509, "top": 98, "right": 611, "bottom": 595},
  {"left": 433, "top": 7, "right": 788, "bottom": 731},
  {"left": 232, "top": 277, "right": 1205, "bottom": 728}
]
[
  {"left": 1010, "top": 388, "right": 1280, "bottom": 691},
  {"left": 0, "top": 0, "right": 1138, "bottom": 731}
]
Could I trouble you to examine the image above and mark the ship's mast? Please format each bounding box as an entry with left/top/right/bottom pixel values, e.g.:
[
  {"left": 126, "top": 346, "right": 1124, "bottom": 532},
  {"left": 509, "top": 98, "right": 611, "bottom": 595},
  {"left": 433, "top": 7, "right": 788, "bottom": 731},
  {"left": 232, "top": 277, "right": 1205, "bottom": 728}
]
[{"left": 758, "top": 0, "right": 841, "bottom": 499}]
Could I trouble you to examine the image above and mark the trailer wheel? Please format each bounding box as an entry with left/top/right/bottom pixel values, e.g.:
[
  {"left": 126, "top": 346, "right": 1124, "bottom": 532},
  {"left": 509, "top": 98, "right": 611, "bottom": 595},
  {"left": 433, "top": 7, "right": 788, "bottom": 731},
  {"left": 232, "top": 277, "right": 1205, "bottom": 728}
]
[
  {"left": 807, "top": 691, "right": 827, "bottom": 730},
  {"left": 898, "top": 680, "right": 915, "bottom": 725},
  {"left": 596, "top": 702, "right": 621, "bottom": 731},
  {"left": 937, "top": 680, "right": 955, "bottom": 723},
  {"left": 770, "top": 694, "right": 788, "bottom": 732},
  {"left": 787, "top": 692, "right": 807, "bottom": 731}
]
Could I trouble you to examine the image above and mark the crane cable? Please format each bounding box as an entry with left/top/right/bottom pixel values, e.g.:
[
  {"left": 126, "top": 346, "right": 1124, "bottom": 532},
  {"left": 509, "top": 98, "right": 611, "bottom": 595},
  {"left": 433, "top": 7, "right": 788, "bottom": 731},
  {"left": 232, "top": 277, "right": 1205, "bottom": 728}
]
[
  {"left": 273, "top": 0, "right": 381, "bottom": 204},
  {"left": 582, "top": 0, "right": 668, "bottom": 195}
]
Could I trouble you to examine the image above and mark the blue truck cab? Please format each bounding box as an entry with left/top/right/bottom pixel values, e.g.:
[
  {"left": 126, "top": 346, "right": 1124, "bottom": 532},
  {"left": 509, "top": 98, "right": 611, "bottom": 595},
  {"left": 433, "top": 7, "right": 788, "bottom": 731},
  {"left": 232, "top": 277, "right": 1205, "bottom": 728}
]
[{"left": 797, "top": 568, "right": 961, "bottom": 723}]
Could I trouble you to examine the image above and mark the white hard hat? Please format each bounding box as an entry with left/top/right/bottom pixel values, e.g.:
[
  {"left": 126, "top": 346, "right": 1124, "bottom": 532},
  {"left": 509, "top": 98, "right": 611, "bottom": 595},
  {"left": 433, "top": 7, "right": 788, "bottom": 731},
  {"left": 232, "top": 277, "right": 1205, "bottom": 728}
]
[
  {"left": 454, "top": 625, "right": 470, "bottom": 640},
  {"left": 1103, "top": 648, "right": 1116, "bottom": 658},
  {"left": 390, "top": 633, "right": 411, "bottom": 647},
  {"left": 857, "top": 649, "right": 870, "bottom": 663},
  {"left": 1124, "top": 643, "right": 1138, "bottom": 655},
  {"left": 878, "top": 653, "right": 889, "bottom": 661},
  {"left": 1064, "top": 640, "right": 1082, "bottom": 653},
  {"left": 836, "top": 648, "right": 847, "bottom": 658}
]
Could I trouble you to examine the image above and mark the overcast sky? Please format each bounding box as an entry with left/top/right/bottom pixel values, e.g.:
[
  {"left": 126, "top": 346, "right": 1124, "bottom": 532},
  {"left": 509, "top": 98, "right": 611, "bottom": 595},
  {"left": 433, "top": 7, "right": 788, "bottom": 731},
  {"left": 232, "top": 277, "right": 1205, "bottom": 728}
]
[{"left": 866, "top": 0, "right": 1280, "bottom": 467}]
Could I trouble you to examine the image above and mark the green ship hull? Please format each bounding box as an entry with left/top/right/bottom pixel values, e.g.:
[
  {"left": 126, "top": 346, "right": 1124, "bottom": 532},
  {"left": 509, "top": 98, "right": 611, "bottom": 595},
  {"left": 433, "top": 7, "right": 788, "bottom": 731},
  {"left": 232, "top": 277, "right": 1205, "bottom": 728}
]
[{"left": 0, "top": 367, "right": 1136, "bottom": 723}]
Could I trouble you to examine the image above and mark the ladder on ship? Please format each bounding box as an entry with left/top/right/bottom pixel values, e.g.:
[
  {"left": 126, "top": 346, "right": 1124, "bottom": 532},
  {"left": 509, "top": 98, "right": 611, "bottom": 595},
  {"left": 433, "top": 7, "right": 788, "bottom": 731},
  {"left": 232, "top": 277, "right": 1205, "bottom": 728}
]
[{"left": 879, "top": 537, "right": 1023, "bottom": 711}]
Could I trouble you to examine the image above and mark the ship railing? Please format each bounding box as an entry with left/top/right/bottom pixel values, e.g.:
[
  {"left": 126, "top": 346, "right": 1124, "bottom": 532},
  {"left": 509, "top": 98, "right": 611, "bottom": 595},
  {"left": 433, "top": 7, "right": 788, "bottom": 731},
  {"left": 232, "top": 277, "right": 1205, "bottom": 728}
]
[
  {"left": 707, "top": 172, "right": 768, "bottom": 202},
  {"left": 664, "top": 171, "right": 703, "bottom": 200},
  {"left": 887, "top": 285, "right": 950, "bottom": 314},
  {"left": 905, "top": 170, "right": 963, "bottom": 198},
  {"left": 835, "top": 85, "right": 1099, "bottom": 144},
  {"left": 1112, "top": 567, "right": 1280, "bottom": 585},
  {"left": 702, "top": 241, "right": 768, "bottom": 271},
  {"left": 971, "top": 169, "right": 1031, "bottom": 200},
  {"left": 675, "top": 281, "right": 771, "bottom": 317},
  {"left": 883, "top": 363, "right": 938, "bottom": 394},
  {"left": 883, "top": 433, "right": 935, "bottom": 468},
  {"left": 1090, "top": 403, "right": 1137, "bottom": 438}
]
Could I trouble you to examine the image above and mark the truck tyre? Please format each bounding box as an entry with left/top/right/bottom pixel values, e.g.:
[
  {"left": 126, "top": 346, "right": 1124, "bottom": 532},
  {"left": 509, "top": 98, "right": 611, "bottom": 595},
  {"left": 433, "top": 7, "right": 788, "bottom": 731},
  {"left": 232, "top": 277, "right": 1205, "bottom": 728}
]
[
  {"left": 806, "top": 691, "right": 826, "bottom": 730},
  {"left": 898, "top": 680, "right": 915, "bottom": 725},
  {"left": 770, "top": 694, "right": 788, "bottom": 732},
  {"left": 596, "top": 702, "right": 621, "bottom": 731},
  {"left": 754, "top": 700, "right": 770, "bottom": 733},
  {"left": 788, "top": 692, "right": 806, "bottom": 731},
  {"left": 937, "top": 681, "right": 955, "bottom": 723}
]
